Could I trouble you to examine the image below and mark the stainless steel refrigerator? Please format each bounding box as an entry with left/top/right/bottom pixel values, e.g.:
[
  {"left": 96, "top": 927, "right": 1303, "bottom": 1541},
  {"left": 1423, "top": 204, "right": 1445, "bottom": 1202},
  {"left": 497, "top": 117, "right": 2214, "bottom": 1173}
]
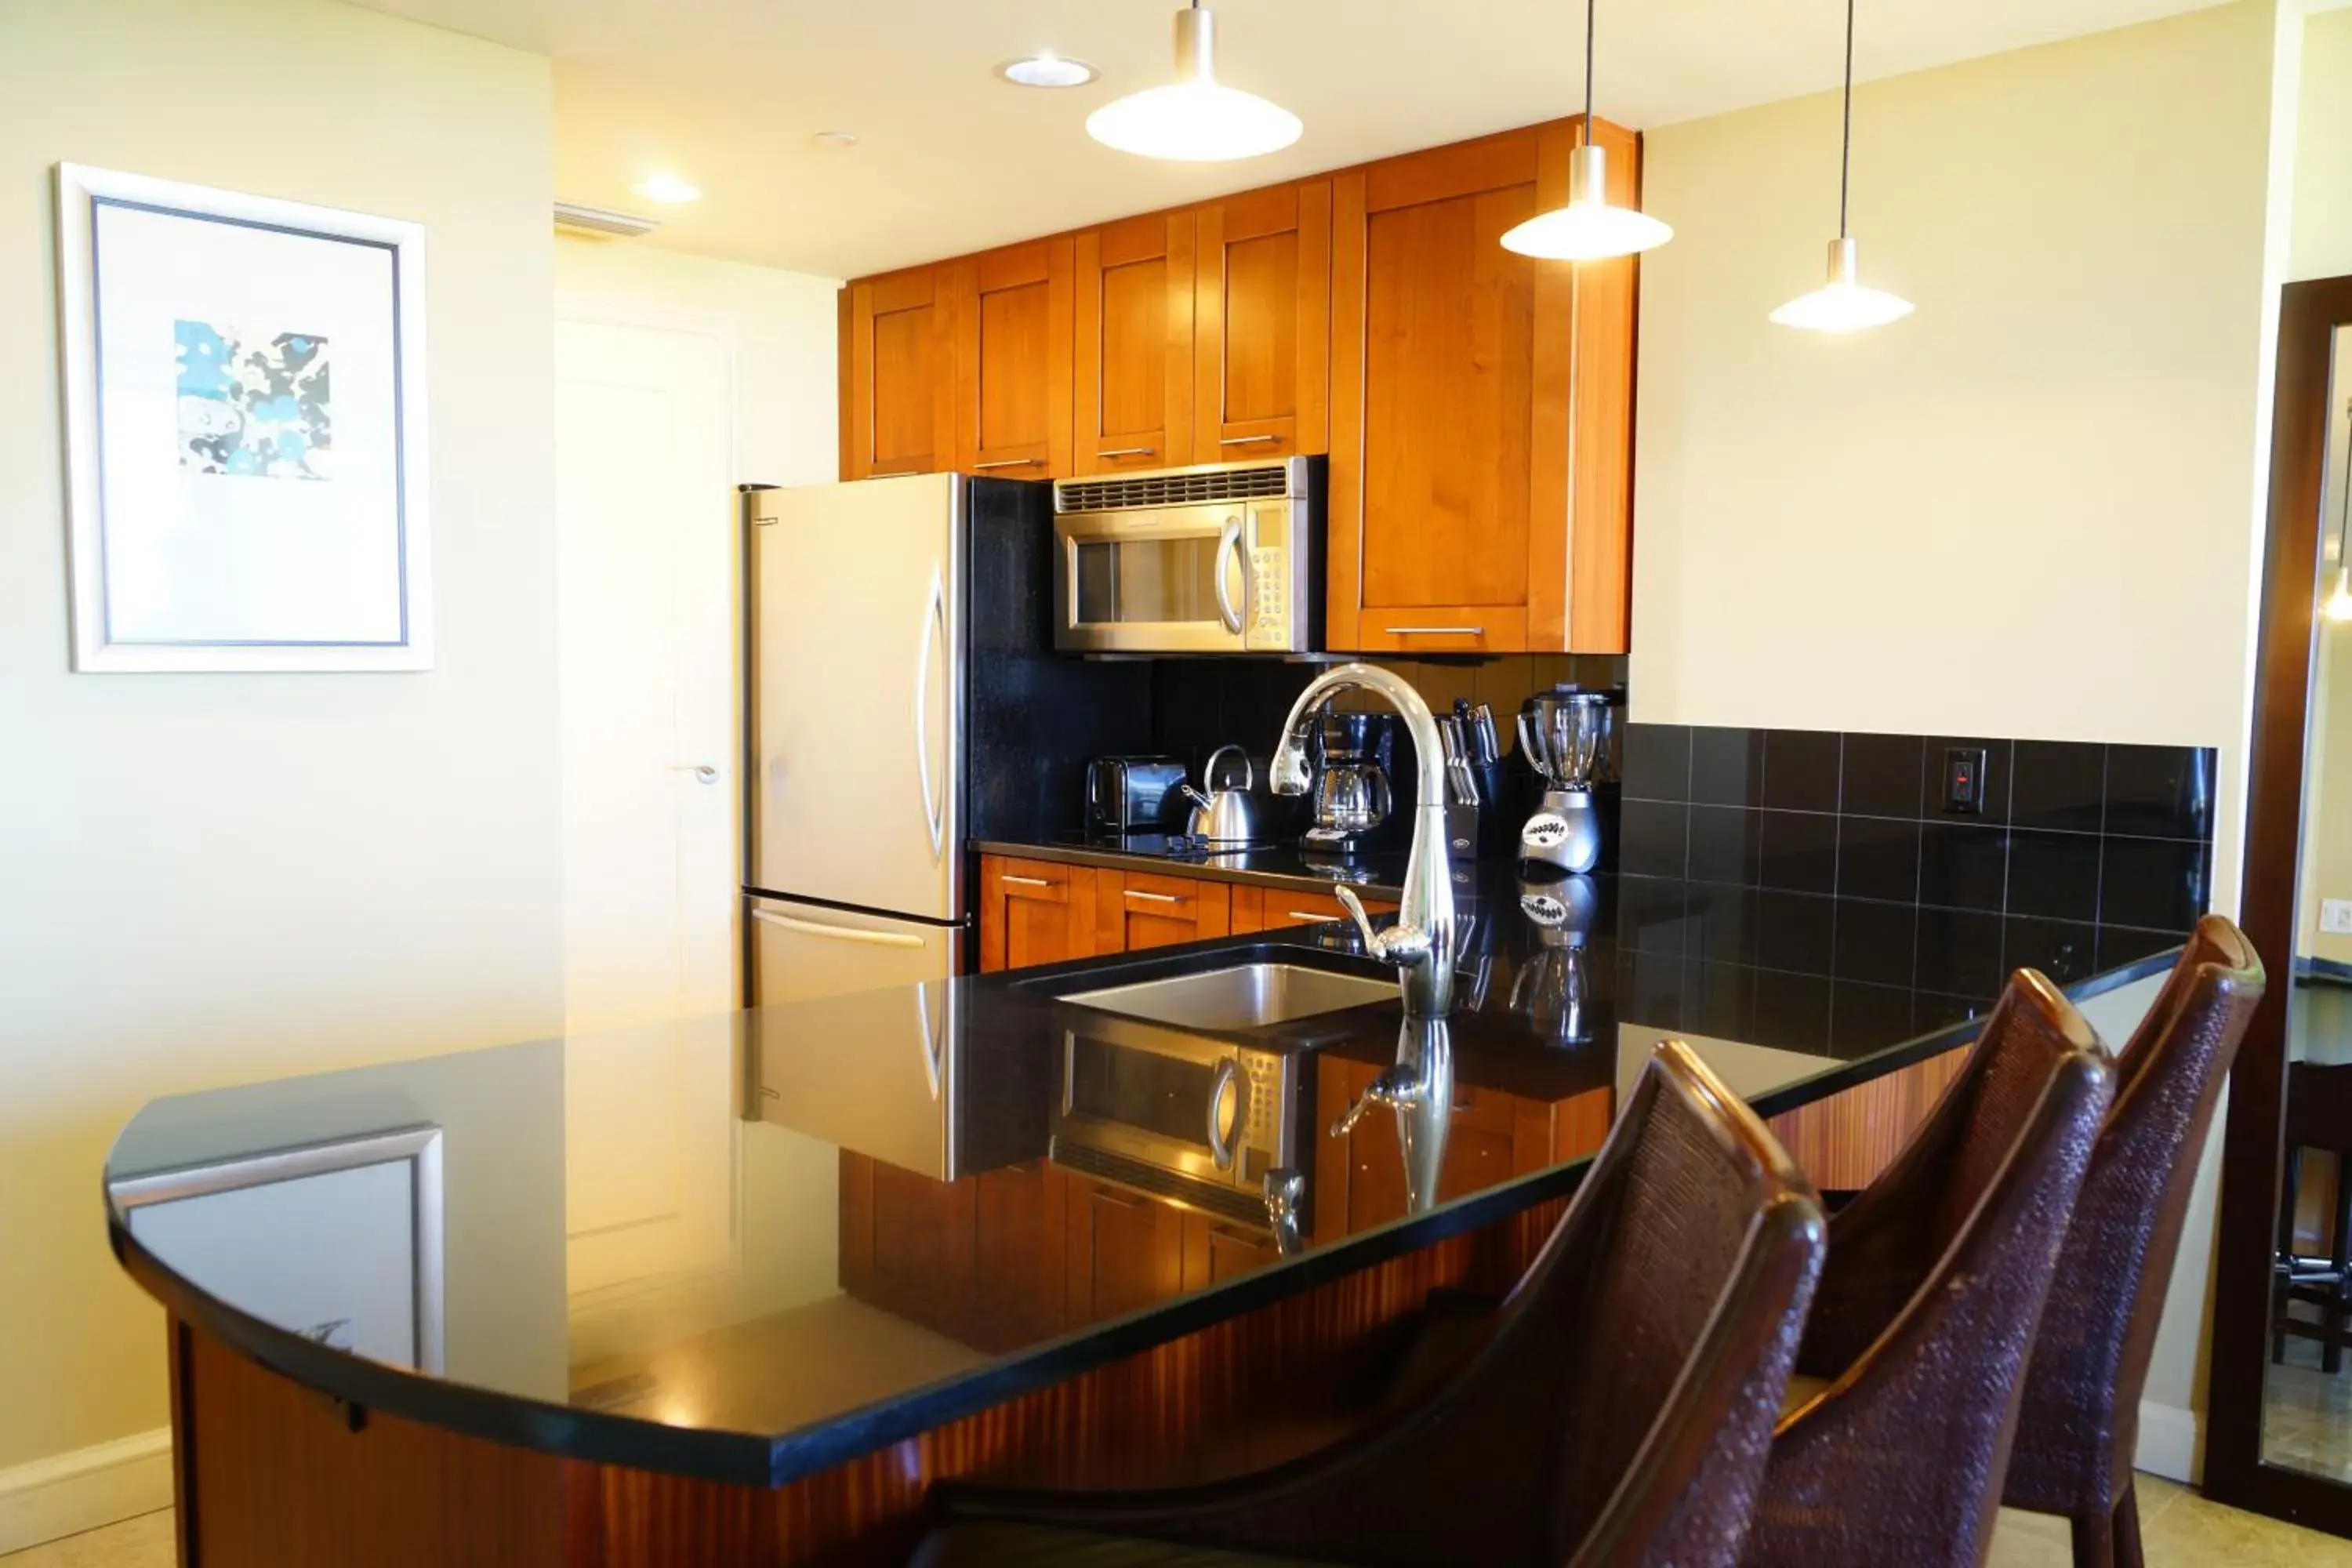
[{"left": 742, "top": 474, "right": 1149, "bottom": 1008}]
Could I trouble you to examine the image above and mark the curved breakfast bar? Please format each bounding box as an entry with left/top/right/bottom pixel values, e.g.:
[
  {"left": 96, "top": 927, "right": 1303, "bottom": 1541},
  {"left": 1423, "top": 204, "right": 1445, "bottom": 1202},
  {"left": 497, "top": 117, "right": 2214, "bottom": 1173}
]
[{"left": 106, "top": 870, "right": 2176, "bottom": 1566}]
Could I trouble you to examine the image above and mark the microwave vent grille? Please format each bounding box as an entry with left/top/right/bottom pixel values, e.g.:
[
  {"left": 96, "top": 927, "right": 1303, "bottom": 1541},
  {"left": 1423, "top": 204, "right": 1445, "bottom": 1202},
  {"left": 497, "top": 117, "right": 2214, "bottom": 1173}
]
[
  {"left": 1048, "top": 1138, "right": 1272, "bottom": 1229},
  {"left": 1055, "top": 463, "right": 1292, "bottom": 515}
]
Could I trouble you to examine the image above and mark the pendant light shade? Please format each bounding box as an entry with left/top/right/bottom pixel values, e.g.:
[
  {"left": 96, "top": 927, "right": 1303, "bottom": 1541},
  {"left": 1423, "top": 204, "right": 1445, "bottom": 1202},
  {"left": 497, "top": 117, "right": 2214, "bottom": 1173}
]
[
  {"left": 1499, "top": 0, "right": 1669, "bottom": 262},
  {"left": 1769, "top": 237, "right": 1915, "bottom": 331},
  {"left": 1775, "top": 0, "right": 1911, "bottom": 331},
  {"left": 1501, "top": 143, "right": 1673, "bottom": 260},
  {"left": 1087, "top": 5, "right": 1301, "bottom": 162}
]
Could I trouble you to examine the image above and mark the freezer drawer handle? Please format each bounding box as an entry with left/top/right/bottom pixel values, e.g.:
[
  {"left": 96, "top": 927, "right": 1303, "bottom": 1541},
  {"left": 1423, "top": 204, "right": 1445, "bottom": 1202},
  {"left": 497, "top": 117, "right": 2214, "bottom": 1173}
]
[
  {"left": 751, "top": 909, "right": 926, "bottom": 949},
  {"left": 915, "top": 565, "right": 948, "bottom": 861}
]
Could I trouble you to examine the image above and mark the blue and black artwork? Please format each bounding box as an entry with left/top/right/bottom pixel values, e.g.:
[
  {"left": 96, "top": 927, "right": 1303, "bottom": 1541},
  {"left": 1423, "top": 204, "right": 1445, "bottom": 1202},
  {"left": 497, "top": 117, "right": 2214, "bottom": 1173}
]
[{"left": 174, "top": 319, "right": 332, "bottom": 481}]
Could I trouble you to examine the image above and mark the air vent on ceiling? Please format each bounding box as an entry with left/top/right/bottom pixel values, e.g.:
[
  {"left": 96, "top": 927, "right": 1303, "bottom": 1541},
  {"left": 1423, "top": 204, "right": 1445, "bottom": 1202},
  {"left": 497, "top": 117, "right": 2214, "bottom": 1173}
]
[
  {"left": 1054, "top": 459, "right": 1298, "bottom": 515},
  {"left": 553, "top": 201, "right": 662, "bottom": 239}
]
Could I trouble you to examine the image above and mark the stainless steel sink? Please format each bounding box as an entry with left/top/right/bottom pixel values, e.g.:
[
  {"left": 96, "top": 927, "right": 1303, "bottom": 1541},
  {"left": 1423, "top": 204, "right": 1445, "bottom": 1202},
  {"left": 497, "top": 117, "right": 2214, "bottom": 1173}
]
[{"left": 1061, "top": 963, "right": 1397, "bottom": 1032}]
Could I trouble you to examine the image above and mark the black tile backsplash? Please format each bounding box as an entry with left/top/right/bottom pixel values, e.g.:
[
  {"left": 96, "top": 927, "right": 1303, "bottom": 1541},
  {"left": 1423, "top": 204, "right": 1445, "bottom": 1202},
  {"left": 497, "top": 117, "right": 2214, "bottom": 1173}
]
[{"left": 1620, "top": 721, "right": 2216, "bottom": 1008}]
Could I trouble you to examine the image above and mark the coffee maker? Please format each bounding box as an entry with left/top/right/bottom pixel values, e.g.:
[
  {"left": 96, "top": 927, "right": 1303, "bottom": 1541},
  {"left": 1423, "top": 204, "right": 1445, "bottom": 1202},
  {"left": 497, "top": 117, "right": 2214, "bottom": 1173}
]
[
  {"left": 1515, "top": 687, "right": 1622, "bottom": 874},
  {"left": 1303, "top": 712, "right": 1410, "bottom": 857}
]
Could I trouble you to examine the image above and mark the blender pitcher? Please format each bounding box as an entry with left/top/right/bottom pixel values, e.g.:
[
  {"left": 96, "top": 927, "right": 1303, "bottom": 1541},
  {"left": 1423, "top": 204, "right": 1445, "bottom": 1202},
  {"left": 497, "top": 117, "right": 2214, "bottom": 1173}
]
[{"left": 1515, "top": 688, "right": 1618, "bottom": 873}]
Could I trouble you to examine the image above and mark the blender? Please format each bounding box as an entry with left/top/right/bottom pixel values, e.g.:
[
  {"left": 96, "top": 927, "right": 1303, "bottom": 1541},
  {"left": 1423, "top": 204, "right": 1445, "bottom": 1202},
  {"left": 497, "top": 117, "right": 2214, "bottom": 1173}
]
[{"left": 1515, "top": 687, "right": 1621, "bottom": 874}]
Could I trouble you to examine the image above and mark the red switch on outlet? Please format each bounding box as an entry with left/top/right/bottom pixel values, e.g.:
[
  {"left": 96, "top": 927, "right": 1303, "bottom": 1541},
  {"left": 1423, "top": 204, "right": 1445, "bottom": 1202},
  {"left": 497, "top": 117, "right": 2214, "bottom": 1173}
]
[{"left": 1942, "top": 746, "right": 1989, "bottom": 815}]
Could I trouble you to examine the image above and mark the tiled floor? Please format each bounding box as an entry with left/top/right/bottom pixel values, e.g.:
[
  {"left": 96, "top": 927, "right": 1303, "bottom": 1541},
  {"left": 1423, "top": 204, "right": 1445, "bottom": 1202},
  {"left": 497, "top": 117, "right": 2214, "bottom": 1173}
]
[
  {"left": 10, "top": 1488, "right": 2352, "bottom": 1566},
  {"left": 2267, "top": 1328, "right": 2352, "bottom": 1484}
]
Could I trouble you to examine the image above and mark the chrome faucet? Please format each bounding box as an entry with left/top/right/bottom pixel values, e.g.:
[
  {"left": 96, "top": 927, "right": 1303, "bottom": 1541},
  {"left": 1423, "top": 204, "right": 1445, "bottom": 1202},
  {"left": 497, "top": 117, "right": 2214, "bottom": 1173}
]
[{"left": 1269, "top": 662, "right": 1457, "bottom": 1017}]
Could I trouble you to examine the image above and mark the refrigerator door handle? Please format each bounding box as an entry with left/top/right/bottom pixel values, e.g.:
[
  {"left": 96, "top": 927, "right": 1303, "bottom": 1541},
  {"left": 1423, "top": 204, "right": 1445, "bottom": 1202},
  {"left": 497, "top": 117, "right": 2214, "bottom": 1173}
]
[
  {"left": 751, "top": 908, "right": 926, "bottom": 949},
  {"left": 914, "top": 564, "right": 948, "bottom": 861},
  {"left": 913, "top": 979, "right": 943, "bottom": 1100}
]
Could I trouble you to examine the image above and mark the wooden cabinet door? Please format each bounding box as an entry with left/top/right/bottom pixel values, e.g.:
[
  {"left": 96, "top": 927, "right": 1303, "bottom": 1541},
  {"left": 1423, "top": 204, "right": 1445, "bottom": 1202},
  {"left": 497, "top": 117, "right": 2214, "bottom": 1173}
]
[
  {"left": 1075, "top": 214, "right": 1194, "bottom": 475},
  {"left": 949, "top": 239, "right": 1073, "bottom": 478},
  {"left": 1249, "top": 887, "right": 1398, "bottom": 931},
  {"left": 842, "top": 268, "right": 951, "bottom": 479},
  {"left": 979, "top": 855, "right": 1098, "bottom": 972},
  {"left": 859, "top": 1155, "right": 978, "bottom": 1342},
  {"left": 1065, "top": 1176, "right": 1186, "bottom": 1325},
  {"left": 1192, "top": 181, "right": 1331, "bottom": 463},
  {"left": 1327, "top": 121, "right": 1637, "bottom": 655},
  {"left": 1180, "top": 1210, "right": 1283, "bottom": 1289},
  {"left": 1312, "top": 1058, "right": 1523, "bottom": 1238},
  {"left": 1095, "top": 869, "right": 1232, "bottom": 953},
  {"left": 971, "top": 1161, "right": 1068, "bottom": 1352}
]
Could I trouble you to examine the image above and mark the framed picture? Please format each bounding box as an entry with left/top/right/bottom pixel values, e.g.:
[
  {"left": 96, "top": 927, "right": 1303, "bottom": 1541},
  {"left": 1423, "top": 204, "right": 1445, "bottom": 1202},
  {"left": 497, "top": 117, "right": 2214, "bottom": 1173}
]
[
  {"left": 54, "top": 163, "right": 431, "bottom": 672},
  {"left": 114, "top": 1126, "right": 445, "bottom": 1373}
]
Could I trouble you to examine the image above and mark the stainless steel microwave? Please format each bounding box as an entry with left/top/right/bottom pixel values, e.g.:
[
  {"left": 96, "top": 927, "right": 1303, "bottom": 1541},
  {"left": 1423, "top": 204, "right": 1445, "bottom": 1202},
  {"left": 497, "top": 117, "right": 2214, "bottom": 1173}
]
[
  {"left": 1051, "top": 457, "right": 1323, "bottom": 655},
  {"left": 1047, "top": 1011, "right": 1300, "bottom": 1226}
]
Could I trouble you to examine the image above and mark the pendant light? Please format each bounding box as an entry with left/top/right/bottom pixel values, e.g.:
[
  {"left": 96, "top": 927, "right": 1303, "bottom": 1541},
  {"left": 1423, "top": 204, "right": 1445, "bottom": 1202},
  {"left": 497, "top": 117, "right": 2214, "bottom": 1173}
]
[
  {"left": 2328, "top": 396, "right": 2352, "bottom": 623},
  {"left": 1772, "top": 0, "right": 1913, "bottom": 331},
  {"left": 1499, "top": 0, "right": 1671, "bottom": 262},
  {"left": 1086, "top": 2, "right": 1301, "bottom": 162}
]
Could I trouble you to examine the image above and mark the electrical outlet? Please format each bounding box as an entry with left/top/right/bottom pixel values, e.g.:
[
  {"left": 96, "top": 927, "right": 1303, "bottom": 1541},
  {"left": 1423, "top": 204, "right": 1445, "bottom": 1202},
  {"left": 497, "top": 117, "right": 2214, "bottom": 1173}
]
[{"left": 2324, "top": 899, "right": 2352, "bottom": 935}]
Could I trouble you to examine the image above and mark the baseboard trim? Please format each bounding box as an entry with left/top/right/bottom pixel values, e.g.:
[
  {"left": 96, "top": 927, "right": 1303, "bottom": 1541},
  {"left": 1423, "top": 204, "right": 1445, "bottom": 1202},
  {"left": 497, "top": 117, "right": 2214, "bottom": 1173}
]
[
  {"left": 2136, "top": 1399, "right": 2202, "bottom": 1486},
  {"left": 0, "top": 1428, "right": 172, "bottom": 1554}
]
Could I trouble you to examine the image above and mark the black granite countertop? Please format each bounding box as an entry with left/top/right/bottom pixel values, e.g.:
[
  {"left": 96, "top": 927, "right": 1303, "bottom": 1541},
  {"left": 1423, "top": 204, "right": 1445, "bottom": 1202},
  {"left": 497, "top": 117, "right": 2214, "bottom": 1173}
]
[{"left": 105, "top": 873, "right": 2176, "bottom": 1490}]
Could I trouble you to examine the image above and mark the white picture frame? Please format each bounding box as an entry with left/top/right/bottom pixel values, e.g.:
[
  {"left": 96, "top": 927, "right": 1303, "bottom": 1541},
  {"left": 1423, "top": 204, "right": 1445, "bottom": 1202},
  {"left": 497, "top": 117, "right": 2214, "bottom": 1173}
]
[
  {"left": 114, "top": 1126, "right": 446, "bottom": 1374},
  {"left": 54, "top": 163, "right": 433, "bottom": 672}
]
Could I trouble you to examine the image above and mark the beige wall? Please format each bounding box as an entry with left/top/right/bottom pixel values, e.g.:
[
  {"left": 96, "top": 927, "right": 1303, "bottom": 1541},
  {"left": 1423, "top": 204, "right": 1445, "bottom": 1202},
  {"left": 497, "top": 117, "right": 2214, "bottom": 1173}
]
[
  {"left": 1635, "top": 0, "right": 2283, "bottom": 909},
  {"left": 554, "top": 237, "right": 841, "bottom": 488},
  {"left": 0, "top": 0, "right": 561, "bottom": 1500},
  {"left": 1635, "top": 0, "right": 2297, "bottom": 1475},
  {"left": 2293, "top": 5, "right": 2352, "bottom": 282}
]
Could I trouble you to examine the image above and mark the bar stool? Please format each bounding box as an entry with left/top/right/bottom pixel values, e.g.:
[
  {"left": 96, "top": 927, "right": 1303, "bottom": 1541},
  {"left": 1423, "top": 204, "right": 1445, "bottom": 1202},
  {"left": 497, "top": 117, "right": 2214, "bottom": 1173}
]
[
  {"left": 2004, "top": 916, "right": 2263, "bottom": 1567},
  {"left": 914, "top": 1040, "right": 1828, "bottom": 1568},
  {"left": 1742, "top": 968, "right": 2114, "bottom": 1568}
]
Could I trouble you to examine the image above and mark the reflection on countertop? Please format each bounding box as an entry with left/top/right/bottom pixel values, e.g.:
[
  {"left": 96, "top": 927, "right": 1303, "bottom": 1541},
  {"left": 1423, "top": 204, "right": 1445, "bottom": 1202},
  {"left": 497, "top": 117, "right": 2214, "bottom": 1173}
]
[{"left": 105, "top": 869, "right": 2177, "bottom": 1489}]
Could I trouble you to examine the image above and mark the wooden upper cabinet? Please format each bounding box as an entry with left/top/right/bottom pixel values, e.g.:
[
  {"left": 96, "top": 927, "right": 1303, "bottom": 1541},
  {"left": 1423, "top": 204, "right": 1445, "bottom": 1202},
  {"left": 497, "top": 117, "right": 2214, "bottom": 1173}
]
[
  {"left": 1075, "top": 214, "right": 1195, "bottom": 474},
  {"left": 842, "top": 268, "right": 951, "bottom": 480},
  {"left": 1327, "top": 122, "right": 1638, "bottom": 655},
  {"left": 1192, "top": 181, "right": 1331, "bottom": 463},
  {"left": 948, "top": 239, "right": 1074, "bottom": 478}
]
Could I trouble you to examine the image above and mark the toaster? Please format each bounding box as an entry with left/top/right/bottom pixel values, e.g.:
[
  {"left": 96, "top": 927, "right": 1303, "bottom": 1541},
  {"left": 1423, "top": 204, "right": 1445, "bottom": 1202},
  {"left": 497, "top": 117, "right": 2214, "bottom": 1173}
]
[{"left": 1086, "top": 757, "right": 1189, "bottom": 833}]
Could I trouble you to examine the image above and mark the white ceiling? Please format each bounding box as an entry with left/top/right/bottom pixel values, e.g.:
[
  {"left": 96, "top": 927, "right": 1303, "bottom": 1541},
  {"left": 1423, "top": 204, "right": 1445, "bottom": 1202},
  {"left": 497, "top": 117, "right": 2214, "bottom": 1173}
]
[{"left": 350, "top": 0, "right": 2225, "bottom": 280}]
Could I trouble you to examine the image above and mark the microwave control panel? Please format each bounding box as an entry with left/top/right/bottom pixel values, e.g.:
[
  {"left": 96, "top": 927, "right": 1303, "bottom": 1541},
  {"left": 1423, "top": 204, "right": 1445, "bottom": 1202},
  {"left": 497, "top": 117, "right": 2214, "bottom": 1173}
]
[{"left": 1243, "top": 502, "right": 1294, "bottom": 652}]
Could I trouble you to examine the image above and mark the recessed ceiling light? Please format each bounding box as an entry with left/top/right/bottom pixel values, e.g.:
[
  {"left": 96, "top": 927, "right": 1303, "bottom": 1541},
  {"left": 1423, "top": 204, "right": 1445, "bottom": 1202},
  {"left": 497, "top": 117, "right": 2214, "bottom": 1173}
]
[
  {"left": 811, "top": 130, "right": 860, "bottom": 149},
  {"left": 1000, "top": 52, "right": 1098, "bottom": 89},
  {"left": 631, "top": 172, "right": 702, "bottom": 205}
]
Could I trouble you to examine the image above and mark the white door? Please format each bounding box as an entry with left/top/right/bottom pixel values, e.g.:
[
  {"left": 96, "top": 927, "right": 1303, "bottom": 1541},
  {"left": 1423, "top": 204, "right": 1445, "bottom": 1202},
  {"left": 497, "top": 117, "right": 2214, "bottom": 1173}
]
[
  {"left": 749, "top": 475, "right": 960, "bottom": 920},
  {"left": 556, "top": 317, "right": 737, "bottom": 1033},
  {"left": 557, "top": 319, "right": 740, "bottom": 1297}
]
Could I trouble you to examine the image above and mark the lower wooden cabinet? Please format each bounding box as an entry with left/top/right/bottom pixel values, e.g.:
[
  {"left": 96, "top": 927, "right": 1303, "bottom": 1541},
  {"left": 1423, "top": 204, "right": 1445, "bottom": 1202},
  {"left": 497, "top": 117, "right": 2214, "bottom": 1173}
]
[
  {"left": 1065, "top": 1174, "right": 1188, "bottom": 1324},
  {"left": 1094, "top": 868, "right": 1232, "bottom": 953},
  {"left": 978, "top": 855, "right": 1098, "bottom": 973}
]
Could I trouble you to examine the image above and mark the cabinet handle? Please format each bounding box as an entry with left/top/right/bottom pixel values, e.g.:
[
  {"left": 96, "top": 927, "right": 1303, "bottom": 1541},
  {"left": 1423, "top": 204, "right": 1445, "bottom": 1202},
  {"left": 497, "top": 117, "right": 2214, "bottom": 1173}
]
[
  {"left": 1091, "top": 1187, "right": 1149, "bottom": 1211},
  {"left": 973, "top": 458, "right": 1044, "bottom": 471},
  {"left": 1287, "top": 910, "right": 1339, "bottom": 923},
  {"left": 1000, "top": 874, "right": 1053, "bottom": 888},
  {"left": 1384, "top": 626, "right": 1485, "bottom": 637},
  {"left": 870, "top": 468, "right": 924, "bottom": 478},
  {"left": 1218, "top": 434, "right": 1280, "bottom": 447},
  {"left": 1125, "top": 890, "right": 1183, "bottom": 905},
  {"left": 1096, "top": 447, "right": 1156, "bottom": 459}
]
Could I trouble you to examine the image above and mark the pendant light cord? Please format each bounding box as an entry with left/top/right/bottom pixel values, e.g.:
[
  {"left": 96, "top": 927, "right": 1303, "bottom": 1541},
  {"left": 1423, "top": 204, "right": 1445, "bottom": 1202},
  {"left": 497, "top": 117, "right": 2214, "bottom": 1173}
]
[
  {"left": 1582, "top": 0, "right": 1595, "bottom": 150},
  {"left": 1839, "top": 0, "right": 1855, "bottom": 239}
]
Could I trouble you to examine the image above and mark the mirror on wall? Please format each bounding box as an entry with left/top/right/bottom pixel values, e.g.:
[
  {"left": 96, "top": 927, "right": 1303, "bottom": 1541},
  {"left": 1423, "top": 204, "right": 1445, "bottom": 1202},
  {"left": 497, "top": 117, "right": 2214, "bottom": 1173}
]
[{"left": 2264, "top": 325, "right": 2352, "bottom": 1485}]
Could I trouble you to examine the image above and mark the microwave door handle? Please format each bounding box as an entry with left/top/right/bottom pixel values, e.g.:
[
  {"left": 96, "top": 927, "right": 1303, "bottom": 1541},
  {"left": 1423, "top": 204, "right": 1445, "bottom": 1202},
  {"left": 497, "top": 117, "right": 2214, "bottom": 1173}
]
[
  {"left": 914, "top": 564, "right": 947, "bottom": 861},
  {"left": 1212, "top": 517, "right": 1246, "bottom": 635},
  {"left": 1206, "top": 1058, "right": 1240, "bottom": 1171}
]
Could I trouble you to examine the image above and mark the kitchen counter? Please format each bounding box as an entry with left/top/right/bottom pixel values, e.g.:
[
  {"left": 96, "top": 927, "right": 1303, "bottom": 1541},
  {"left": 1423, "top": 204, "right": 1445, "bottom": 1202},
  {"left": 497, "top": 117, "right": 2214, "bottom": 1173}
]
[{"left": 107, "top": 873, "right": 2175, "bottom": 1497}]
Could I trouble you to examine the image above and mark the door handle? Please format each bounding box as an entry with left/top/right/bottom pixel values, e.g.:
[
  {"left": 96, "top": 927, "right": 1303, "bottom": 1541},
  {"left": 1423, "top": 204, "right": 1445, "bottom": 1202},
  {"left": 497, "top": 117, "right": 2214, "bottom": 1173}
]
[
  {"left": 668, "top": 763, "right": 720, "bottom": 784},
  {"left": 914, "top": 566, "right": 947, "bottom": 861},
  {"left": 1000, "top": 874, "right": 1054, "bottom": 888},
  {"left": 972, "top": 458, "right": 1044, "bottom": 470},
  {"left": 1096, "top": 447, "right": 1156, "bottom": 459},
  {"left": 751, "top": 909, "right": 925, "bottom": 948},
  {"left": 1218, "top": 434, "right": 1280, "bottom": 447},
  {"left": 1384, "top": 626, "right": 1486, "bottom": 637},
  {"left": 1125, "top": 890, "right": 1183, "bottom": 905},
  {"left": 1212, "top": 517, "right": 1246, "bottom": 635}
]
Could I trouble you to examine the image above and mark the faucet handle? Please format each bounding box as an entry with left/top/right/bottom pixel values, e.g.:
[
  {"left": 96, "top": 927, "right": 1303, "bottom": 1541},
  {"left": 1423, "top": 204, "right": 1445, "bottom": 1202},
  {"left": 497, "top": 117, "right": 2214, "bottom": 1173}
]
[{"left": 1332, "top": 884, "right": 1383, "bottom": 953}]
